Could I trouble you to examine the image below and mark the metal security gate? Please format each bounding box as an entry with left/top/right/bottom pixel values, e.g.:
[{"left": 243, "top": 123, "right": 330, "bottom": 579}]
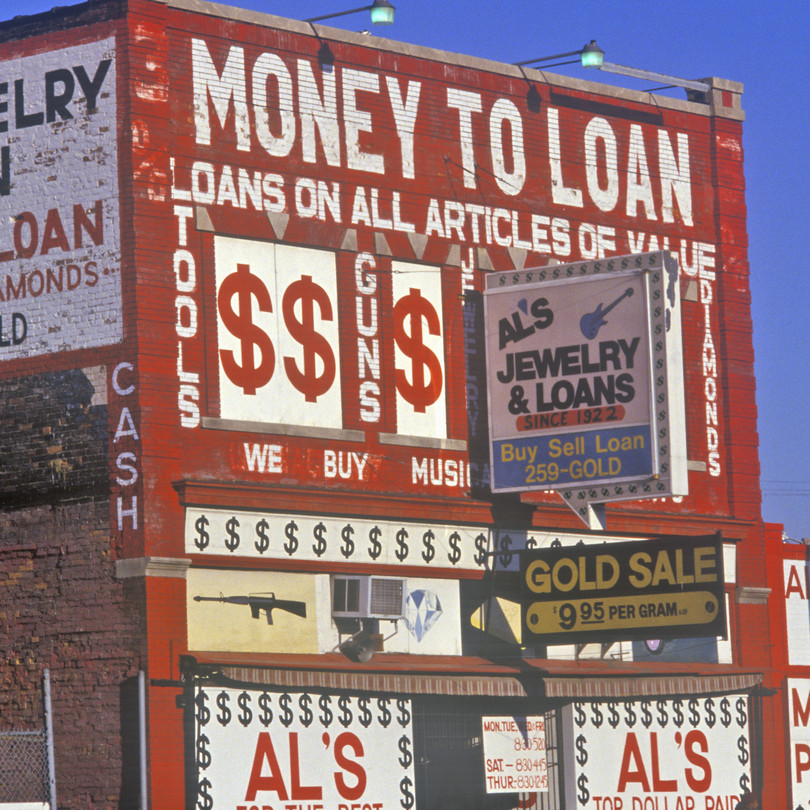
[
  {"left": 0, "top": 670, "right": 57, "bottom": 810},
  {"left": 411, "top": 698, "right": 562, "bottom": 810}
]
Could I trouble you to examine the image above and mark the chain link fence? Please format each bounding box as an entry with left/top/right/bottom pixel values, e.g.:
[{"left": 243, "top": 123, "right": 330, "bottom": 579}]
[
  {"left": 0, "top": 728, "right": 49, "bottom": 805},
  {"left": 0, "top": 670, "right": 55, "bottom": 809}
]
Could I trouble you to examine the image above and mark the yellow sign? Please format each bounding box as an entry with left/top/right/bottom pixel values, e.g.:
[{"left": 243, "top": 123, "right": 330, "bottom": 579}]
[
  {"left": 524, "top": 545, "right": 720, "bottom": 595},
  {"left": 525, "top": 591, "right": 720, "bottom": 635},
  {"left": 520, "top": 535, "right": 726, "bottom": 644}
]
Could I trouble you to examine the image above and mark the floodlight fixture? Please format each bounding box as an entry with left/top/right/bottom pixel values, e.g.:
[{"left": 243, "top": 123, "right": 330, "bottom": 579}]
[
  {"left": 581, "top": 41, "right": 711, "bottom": 93},
  {"left": 580, "top": 40, "right": 605, "bottom": 68},
  {"left": 515, "top": 40, "right": 709, "bottom": 94},
  {"left": 305, "top": 0, "right": 395, "bottom": 26},
  {"left": 515, "top": 40, "right": 603, "bottom": 70},
  {"left": 339, "top": 630, "right": 377, "bottom": 663}
]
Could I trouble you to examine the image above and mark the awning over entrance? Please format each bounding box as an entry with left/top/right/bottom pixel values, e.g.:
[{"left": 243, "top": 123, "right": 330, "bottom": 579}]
[
  {"left": 218, "top": 665, "right": 532, "bottom": 697},
  {"left": 185, "top": 653, "right": 764, "bottom": 701},
  {"left": 542, "top": 672, "right": 763, "bottom": 699}
]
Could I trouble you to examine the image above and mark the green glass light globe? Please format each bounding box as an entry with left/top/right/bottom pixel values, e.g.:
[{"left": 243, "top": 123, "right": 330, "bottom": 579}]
[{"left": 370, "top": 0, "right": 395, "bottom": 25}]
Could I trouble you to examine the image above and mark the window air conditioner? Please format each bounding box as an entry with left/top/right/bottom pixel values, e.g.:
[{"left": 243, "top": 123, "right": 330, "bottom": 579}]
[{"left": 331, "top": 575, "right": 406, "bottom": 620}]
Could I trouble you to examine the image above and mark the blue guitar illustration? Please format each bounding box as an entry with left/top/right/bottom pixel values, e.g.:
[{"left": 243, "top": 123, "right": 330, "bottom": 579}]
[{"left": 580, "top": 287, "right": 634, "bottom": 339}]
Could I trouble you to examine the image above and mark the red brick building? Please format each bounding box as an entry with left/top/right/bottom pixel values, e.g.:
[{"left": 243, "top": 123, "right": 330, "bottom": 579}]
[{"left": 0, "top": 0, "right": 790, "bottom": 808}]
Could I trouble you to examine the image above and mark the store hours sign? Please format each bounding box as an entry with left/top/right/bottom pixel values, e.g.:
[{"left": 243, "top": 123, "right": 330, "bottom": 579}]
[
  {"left": 484, "top": 252, "right": 687, "bottom": 521},
  {"left": 482, "top": 716, "right": 548, "bottom": 794}
]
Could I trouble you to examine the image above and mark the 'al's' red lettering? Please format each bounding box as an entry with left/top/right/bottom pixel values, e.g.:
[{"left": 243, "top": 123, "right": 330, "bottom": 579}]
[{"left": 245, "top": 732, "right": 288, "bottom": 802}]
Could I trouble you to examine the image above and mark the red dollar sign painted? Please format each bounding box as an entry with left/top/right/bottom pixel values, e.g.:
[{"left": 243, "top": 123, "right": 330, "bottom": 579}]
[
  {"left": 393, "top": 288, "right": 443, "bottom": 413},
  {"left": 218, "top": 263, "right": 275, "bottom": 395},
  {"left": 282, "top": 275, "right": 336, "bottom": 402}
]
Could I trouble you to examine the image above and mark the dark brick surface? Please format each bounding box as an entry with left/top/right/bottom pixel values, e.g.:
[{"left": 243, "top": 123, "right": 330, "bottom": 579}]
[
  {"left": 0, "top": 370, "right": 108, "bottom": 510},
  {"left": 0, "top": 369, "right": 145, "bottom": 808}
]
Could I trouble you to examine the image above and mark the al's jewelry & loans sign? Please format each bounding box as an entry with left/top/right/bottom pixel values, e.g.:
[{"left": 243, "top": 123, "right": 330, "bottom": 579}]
[{"left": 484, "top": 252, "right": 687, "bottom": 513}]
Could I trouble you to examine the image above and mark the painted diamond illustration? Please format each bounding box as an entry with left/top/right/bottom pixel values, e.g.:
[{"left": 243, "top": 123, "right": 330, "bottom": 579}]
[{"left": 404, "top": 589, "right": 443, "bottom": 642}]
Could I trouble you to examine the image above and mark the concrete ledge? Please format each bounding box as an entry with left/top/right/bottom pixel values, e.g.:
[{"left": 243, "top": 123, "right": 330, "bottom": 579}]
[
  {"left": 735, "top": 586, "right": 771, "bottom": 605},
  {"left": 116, "top": 557, "right": 192, "bottom": 580},
  {"left": 201, "top": 417, "right": 365, "bottom": 443},
  {"left": 379, "top": 433, "right": 467, "bottom": 451}
]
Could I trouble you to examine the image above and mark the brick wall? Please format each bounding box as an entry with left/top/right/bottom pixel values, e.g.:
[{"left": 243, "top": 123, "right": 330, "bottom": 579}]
[
  {"left": 0, "top": 369, "right": 107, "bottom": 508},
  {"left": 0, "top": 368, "right": 145, "bottom": 808}
]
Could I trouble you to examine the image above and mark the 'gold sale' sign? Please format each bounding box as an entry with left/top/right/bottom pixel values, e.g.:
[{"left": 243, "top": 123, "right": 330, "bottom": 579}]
[{"left": 521, "top": 535, "right": 726, "bottom": 644}]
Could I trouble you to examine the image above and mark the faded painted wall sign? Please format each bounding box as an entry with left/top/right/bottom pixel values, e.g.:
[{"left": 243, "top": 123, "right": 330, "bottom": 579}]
[
  {"left": 0, "top": 38, "right": 121, "bottom": 360},
  {"left": 155, "top": 24, "right": 740, "bottom": 515}
]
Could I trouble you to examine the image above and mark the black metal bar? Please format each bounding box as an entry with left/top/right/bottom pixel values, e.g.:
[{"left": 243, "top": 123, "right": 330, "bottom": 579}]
[
  {"left": 514, "top": 50, "right": 582, "bottom": 67},
  {"left": 305, "top": 5, "right": 370, "bottom": 22}
]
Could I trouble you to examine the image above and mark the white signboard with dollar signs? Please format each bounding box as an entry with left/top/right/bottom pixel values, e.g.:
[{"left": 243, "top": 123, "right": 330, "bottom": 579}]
[
  {"left": 391, "top": 260, "right": 447, "bottom": 439},
  {"left": 212, "top": 235, "right": 449, "bottom": 441},
  {"left": 194, "top": 686, "right": 416, "bottom": 809},
  {"left": 563, "top": 696, "right": 751, "bottom": 810},
  {"left": 788, "top": 679, "right": 810, "bottom": 807},
  {"left": 215, "top": 236, "right": 344, "bottom": 428}
]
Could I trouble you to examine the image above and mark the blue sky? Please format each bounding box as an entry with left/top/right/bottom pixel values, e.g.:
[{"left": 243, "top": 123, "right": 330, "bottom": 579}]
[{"left": 5, "top": 0, "right": 808, "bottom": 539}]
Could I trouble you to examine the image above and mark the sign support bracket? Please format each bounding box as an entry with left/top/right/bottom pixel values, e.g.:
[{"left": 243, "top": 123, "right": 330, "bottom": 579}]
[{"left": 561, "top": 496, "right": 606, "bottom": 531}]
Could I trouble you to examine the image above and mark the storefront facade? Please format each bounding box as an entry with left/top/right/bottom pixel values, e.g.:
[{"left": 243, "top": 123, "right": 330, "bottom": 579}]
[
  {"left": 769, "top": 532, "right": 810, "bottom": 809},
  {"left": 0, "top": 0, "right": 783, "bottom": 807}
]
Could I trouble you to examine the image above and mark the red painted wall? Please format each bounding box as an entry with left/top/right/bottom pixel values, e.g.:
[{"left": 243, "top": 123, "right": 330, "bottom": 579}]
[
  {"left": 124, "top": 1, "right": 757, "bottom": 536},
  {"left": 120, "top": 3, "right": 765, "bottom": 801},
  {"left": 0, "top": 0, "right": 774, "bottom": 805}
]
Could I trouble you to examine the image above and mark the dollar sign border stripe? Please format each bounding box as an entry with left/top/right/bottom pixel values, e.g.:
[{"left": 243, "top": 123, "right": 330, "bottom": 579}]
[
  {"left": 195, "top": 685, "right": 216, "bottom": 809},
  {"left": 185, "top": 508, "right": 643, "bottom": 570}
]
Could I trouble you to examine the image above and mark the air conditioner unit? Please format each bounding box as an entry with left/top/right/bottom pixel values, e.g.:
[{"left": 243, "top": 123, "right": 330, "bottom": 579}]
[{"left": 331, "top": 575, "right": 406, "bottom": 620}]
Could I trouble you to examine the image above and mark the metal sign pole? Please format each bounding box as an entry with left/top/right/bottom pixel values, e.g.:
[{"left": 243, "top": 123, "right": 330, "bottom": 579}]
[
  {"left": 139, "top": 670, "right": 148, "bottom": 810},
  {"left": 42, "top": 669, "right": 58, "bottom": 810}
]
